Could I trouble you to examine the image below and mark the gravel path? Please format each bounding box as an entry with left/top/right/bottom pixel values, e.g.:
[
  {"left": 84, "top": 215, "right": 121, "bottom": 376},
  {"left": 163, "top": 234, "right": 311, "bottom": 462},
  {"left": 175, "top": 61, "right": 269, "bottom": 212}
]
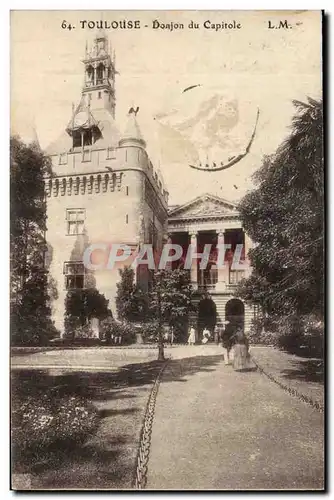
[{"left": 146, "top": 351, "right": 324, "bottom": 490}]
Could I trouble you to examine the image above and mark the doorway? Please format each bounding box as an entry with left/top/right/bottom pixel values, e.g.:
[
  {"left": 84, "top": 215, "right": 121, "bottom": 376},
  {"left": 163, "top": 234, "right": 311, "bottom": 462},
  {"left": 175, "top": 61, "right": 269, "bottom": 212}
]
[
  {"left": 225, "top": 299, "right": 245, "bottom": 330},
  {"left": 198, "top": 297, "right": 217, "bottom": 340}
]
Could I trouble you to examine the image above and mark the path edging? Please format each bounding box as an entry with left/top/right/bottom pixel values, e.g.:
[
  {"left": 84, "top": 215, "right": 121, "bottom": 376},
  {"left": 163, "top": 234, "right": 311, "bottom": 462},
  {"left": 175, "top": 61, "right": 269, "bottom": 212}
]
[
  {"left": 134, "top": 359, "right": 169, "bottom": 489},
  {"left": 251, "top": 354, "right": 324, "bottom": 413}
]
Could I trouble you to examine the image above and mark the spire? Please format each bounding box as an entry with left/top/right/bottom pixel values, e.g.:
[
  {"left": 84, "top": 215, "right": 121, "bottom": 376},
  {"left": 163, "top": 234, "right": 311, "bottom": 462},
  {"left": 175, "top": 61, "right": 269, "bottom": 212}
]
[
  {"left": 81, "top": 32, "right": 116, "bottom": 116},
  {"left": 119, "top": 108, "right": 146, "bottom": 148}
]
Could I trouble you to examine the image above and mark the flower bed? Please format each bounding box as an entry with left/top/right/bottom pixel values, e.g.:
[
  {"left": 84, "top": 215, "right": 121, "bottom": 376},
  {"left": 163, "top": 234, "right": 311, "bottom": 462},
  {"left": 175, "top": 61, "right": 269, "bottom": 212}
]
[{"left": 12, "top": 391, "right": 99, "bottom": 461}]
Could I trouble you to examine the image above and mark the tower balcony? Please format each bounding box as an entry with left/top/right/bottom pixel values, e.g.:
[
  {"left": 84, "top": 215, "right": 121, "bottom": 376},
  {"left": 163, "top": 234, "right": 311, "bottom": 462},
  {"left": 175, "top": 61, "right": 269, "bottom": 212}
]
[{"left": 84, "top": 78, "right": 111, "bottom": 89}]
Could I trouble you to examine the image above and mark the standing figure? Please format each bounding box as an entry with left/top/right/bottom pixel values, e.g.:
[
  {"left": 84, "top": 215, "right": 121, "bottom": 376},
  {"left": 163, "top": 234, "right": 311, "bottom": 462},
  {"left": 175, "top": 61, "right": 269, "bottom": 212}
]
[
  {"left": 214, "top": 324, "right": 220, "bottom": 345},
  {"left": 221, "top": 321, "right": 234, "bottom": 365},
  {"left": 188, "top": 325, "right": 196, "bottom": 345},
  {"left": 163, "top": 326, "right": 170, "bottom": 344},
  {"left": 231, "top": 327, "right": 252, "bottom": 371},
  {"left": 202, "top": 327, "right": 211, "bottom": 344}
]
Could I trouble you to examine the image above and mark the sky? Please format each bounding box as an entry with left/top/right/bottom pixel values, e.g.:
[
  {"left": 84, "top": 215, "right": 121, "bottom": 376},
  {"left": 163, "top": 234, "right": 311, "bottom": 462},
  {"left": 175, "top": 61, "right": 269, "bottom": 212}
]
[{"left": 11, "top": 10, "right": 322, "bottom": 205}]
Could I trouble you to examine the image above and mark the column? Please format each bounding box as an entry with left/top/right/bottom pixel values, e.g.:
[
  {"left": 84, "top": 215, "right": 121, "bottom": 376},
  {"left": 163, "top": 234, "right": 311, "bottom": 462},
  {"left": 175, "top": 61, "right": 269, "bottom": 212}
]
[
  {"left": 189, "top": 231, "right": 198, "bottom": 291},
  {"left": 93, "top": 65, "right": 97, "bottom": 86},
  {"left": 244, "top": 230, "right": 252, "bottom": 278},
  {"left": 216, "top": 229, "right": 227, "bottom": 291}
]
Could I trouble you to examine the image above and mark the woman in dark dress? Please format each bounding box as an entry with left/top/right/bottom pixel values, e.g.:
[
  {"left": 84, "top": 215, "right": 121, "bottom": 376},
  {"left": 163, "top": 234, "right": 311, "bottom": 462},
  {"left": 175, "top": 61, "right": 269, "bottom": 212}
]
[
  {"left": 221, "top": 321, "right": 234, "bottom": 365},
  {"left": 231, "top": 327, "right": 252, "bottom": 371}
]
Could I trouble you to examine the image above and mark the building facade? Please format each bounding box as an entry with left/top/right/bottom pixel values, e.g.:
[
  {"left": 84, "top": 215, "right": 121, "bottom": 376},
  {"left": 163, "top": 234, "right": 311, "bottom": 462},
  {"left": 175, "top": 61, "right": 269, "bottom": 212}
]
[
  {"left": 45, "top": 31, "right": 255, "bottom": 336},
  {"left": 45, "top": 31, "right": 168, "bottom": 332},
  {"left": 167, "top": 194, "right": 255, "bottom": 340}
]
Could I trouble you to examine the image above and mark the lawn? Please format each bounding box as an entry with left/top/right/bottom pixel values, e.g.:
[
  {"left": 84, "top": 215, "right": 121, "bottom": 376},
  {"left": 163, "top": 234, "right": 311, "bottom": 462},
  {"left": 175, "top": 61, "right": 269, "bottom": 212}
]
[
  {"left": 250, "top": 346, "right": 324, "bottom": 408},
  {"left": 11, "top": 348, "right": 165, "bottom": 490}
]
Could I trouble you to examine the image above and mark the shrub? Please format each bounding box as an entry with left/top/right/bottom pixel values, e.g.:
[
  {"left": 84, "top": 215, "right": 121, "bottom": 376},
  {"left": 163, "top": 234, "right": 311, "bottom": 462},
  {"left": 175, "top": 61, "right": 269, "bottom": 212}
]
[
  {"left": 11, "top": 306, "right": 60, "bottom": 347},
  {"left": 279, "top": 314, "right": 324, "bottom": 357},
  {"left": 12, "top": 392, "right": 98, "bottom": 457},
  {"left": 276, "top": 314, "right": 304, "bottom": 351},
  {"left": 248, "top": 314, "right": 324, "bottom": 357},
  {"left": 247, "top": 317, "right": 278, "bottom": 345},
  {"left": 247, "top": 326, "right": 277, "bottom": 346},
  {"left": 100, "top": 318, "right": 136, "bottom": 345},
  {"left": 64, "top": 288, "right": 111, "bottom": 339},
  {"left": 139, "top": 321, "right": 160, "bottom": 344},
  {"left": 303, "top": 314, "right": 324, "bottom": 337}
]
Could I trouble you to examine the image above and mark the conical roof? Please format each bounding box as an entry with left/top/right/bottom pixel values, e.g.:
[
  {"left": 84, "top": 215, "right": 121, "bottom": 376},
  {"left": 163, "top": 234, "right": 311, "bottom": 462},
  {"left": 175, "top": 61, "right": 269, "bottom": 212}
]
[
  {"left": 119, "top": 112, "right": 146, "bottom": 148},
  {"left": 66, "top": 100, "right": 99, "bottom": 134},
  {"left": 46, "top": 107, "right": 120, "bottom": 155}
]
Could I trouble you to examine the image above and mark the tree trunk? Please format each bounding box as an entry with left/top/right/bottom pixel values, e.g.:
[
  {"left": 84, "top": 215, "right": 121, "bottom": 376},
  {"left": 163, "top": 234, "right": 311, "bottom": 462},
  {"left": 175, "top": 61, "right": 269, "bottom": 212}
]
[
  {"left": 158, "top": 339, "right": 165, "bottom": 361},
  {"left": 157, "top": 291, "right": 165, "bottom": 361}
]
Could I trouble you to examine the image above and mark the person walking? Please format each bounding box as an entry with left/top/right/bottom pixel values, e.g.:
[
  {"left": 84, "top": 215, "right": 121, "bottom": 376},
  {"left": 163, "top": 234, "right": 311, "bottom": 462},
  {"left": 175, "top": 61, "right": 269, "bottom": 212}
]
[
  {"left": 231, "top": 327, "right": 252, "bottom": 371},
  {"left": 221, "top": 321, "right": 233, "bottom": 365},
  {"left": 188, "top": 325, "right": 196, "bottom": 345}
]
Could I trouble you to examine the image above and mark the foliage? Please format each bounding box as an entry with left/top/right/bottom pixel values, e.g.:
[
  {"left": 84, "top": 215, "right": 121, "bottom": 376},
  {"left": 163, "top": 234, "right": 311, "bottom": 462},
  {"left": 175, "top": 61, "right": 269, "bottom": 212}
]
[
  {"left": 275, "top": 314, "right": 324, "bottom": 357},
  {"left": 10, "top": 136, "right": 58, "bottom": 345},
  {"left": 148, "top": 269, "right": 195, "bottom": 358},
  {"left": 12, "top": 392, "right": 98, "bottom": 456},
  {"left": 303, "top": 314, "right": 324, "bottom": 337},
  {"left": 11, "top": 305, "right": 59, "bottom": 346},
  {"left": 115, "top": 267, "right": 148, "bottom": 322},
  {"left": 134, "top": 320, "right": 160, "bottom": 344},
  {"left": 71, "top": 323, "right": 94, "bottom": 339},
  {"left": 99, "top": 317, "right": 136, "bottom": 345},
  {"left": 247, "top": 318, "right": 278, "bottom": 346},
  {"left": 149, "top": 269, "right": 194, "bottom": 329},
  {"left": 64, "top": 288, "right": 110, "bottom": 339},
  {"left": 236, "top": 98, "right": 323, "bottom": 318},
  {"left": 248, "top": 313, "right": 324, "bottom": 357}
]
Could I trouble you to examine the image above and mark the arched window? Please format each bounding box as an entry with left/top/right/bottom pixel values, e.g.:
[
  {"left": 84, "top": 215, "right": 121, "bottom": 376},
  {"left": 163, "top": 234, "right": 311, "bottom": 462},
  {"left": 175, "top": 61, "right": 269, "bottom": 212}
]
[
  {"left": 96, "top": 63, "right": 104, "bottom": 84},
  {"left": 86, "top": 65, "right": 94, "bottom": 84}
]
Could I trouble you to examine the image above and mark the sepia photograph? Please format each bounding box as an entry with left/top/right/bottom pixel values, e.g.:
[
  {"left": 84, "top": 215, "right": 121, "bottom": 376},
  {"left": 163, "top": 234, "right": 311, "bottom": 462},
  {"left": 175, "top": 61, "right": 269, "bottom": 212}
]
[{"left": 10, "top": 10, "right": 324, "bottom": 491}]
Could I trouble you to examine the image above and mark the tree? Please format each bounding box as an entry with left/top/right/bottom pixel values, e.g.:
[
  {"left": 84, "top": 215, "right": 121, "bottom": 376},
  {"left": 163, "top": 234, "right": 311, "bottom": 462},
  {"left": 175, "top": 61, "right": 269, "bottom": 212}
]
[
  {"left": 236, "top": 98, "right": 323, "bottom": 319},
  {"left": 10, "top": 136, "right": 57, "bottom": 345},
  {"left": 64, "top": 288, "right": 111, "bottom": 340},
  {"left": 115, "top": 267, "right": 148, "bottom": 322},
  {"left": 149, "top": 269, "right": 194, "bottom": 360}
]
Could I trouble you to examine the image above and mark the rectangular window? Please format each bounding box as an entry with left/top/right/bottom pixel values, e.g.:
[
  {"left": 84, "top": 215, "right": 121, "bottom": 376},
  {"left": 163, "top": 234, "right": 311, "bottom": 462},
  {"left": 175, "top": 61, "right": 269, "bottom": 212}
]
[
  {"left": 106, "top": 147, "right": 116, "bottom": 160},
  {"left": 83, "top": 130, "right": 92, "bottom": 146},
  {"left": 229, "top": 270, "right": 245, "bottom": 285},
  {"left": 98, "top": 91, "right": 102, "bottom": 99},
  {"left": 59, "top": 153, "right": 68, "bottom": 165},
  {"left": 73, "top": 131, "right": 81, "bottom": 148},
  {"left": 66, "top": 209, "right": 85, "bottom": 235},
  {"left": 64, "top": 261, "right": 85, "bottom": 290},
  {"left": 82, "top": 149, "right": 91, "bottom": 162}
]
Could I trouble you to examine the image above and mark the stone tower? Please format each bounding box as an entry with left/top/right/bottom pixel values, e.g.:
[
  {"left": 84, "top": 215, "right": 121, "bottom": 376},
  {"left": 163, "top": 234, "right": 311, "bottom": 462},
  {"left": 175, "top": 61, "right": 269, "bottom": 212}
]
[
  {"left": 81, "top": 29, "right": 116, "bottom": 118},
  {"left": 45, "top": 32, "right": 169, "bottom": 334}
]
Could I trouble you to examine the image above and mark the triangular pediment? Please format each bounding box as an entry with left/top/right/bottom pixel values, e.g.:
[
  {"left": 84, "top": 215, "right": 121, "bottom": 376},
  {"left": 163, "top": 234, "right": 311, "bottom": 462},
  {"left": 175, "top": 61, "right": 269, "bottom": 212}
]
[{"left": 168, "top": 194, "right": 237, "bottom": 219}]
